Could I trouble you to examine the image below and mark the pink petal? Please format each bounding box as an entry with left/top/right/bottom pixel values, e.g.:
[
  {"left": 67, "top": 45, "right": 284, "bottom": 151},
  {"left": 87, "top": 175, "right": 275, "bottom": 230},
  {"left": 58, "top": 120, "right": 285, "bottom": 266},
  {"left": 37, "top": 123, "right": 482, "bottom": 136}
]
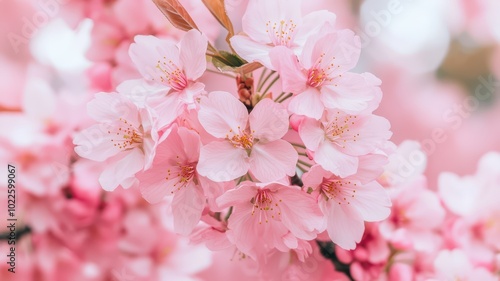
[
  {"left": 137, "top": 165, "right": 173, "bottom": 204},
  {"left": 321, "top": 72, "right": 377, "bottom": 114},
  {"left": 129, "top": 35, "right": 180, "bottom": 82},
  {"left": 116, "top": 79, "right": 169, "bottom": 108},
  {"left": 152, "top": 92, "right": 184, "bottom": 130},
  {"left": 198, "top": 141, "right": 249, "bottom": 182},
  {"left": 230, "top": 35, "right": 274, "bottom": 68},
  {"left": 99, "top": 148, "right": 144, "bottom": 191},
  {"left": 241, "top": 0, "right": 301, "bottom": 44},
  {"left": 294, "top": 10, "right": 336, "bottom": 48},
  {"left": 87, "top": 92, "right": 138, "bottom": 123},
  {"left": 249, "top": 98, "right": 289, "bottom": 142},
  {"left": 324, "top": 202, "right": 364, "bottom": 250},
  {"left": 172, "top": 183, "right": 205, "bottom": 235},
  {"left": 277, "top": 186, "right": 324, "bottom": 239},
  {"left": 350, "top": 181, "right": 391, "bottom": 222},
  {"left": 216, "top": 182, "right": 257, "bottom": 208},
  {"left": 198, "top": 91, "right": 248, "bottom": 138},
  {"left": 315, "top": 142, "right": 358, "bottom": 178},
  {"left": 225, "top": 205, "right": 260, "bottom": 257},
  {"left": 73, "top": 124, "right": 122, "bottom": 161},
  {"left": 301, "top": 30, "right": 360, "bottom": 73},
  {"left": 298, "top": 117, "right": 324, "bottom": 151},
  {"left": 249, "top": 140, "right": 298, "bottom": 182},
  {"left": 179, "top": 29, "right": 207, "bottom": 80},
  {"left": 269, "top": 46, "right": 307, "bottom": 93},
  {"left": 337, "top": 114, "right": 392, "bottom": 156},
  {"left": 301, "top": 165, "right": 332, "bottom": 189},
  {"left": 288, "top": 87, "right": 324, "bottom": 120},
  {"left": 355, "top": 154, "right": 388, "bottom": 184}
]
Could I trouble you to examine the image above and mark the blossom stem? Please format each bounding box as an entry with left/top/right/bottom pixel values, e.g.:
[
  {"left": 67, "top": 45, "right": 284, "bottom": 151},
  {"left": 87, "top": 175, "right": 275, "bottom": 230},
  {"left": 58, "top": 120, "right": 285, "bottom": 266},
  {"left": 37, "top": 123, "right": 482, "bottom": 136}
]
[
  {"left": 224, "top": 206, "right": 233, "bottom": 221},
  {"left": 296, "top": 164, "right": 307, "bottom": 173},
  {"left": 298, "top": 152, "right": 308, "bottom": 157},
  {"left": 273, "top": 92, "right": 286, "bottom": 102},
  {"left": 290, "top": 143, "right": 306, "bottom": 149},
  {"left": 276, "top": 93, "right": 293, "bottom": 103},
  {"left": 262, "top": 75, "right": 280, "bottom": 95},
  {"left": 256, "top": 68, "right": 268, "bottom": 90},
  {"left": 297, "top": 159, "right": 312, "bottom": 168},
  {"left": 257, "top": 70, "right": 277, "bottom": 92},
  {"left": 236, "top": 175, "right": 246, "bottom": 185}
]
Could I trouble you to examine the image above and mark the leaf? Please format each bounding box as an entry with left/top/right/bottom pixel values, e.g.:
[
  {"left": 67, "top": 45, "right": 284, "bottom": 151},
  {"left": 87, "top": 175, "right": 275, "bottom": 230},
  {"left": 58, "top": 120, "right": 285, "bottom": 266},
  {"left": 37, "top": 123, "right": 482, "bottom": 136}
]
[
  {"left": 211, "top": 54, "right": 262, "bottom": 75},
  {"left": 152, "top": 0, "right": 198, "bottom": 31},
  {"left": 201, "top": 0, "right": 234, "bottom": 36}
]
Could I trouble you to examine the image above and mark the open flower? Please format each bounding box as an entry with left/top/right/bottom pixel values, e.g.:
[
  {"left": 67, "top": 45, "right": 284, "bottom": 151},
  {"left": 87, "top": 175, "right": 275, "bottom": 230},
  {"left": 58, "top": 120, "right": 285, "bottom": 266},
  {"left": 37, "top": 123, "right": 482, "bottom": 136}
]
[
  {"left": 270, "top": 31, "right": 381, "bottom": 119},
  {"left": 216, "top": 181, "right": 324, "bottom": 260},
  {"left": 73, "top": 92, "right": 157, "bottom": 191},
  {"left": 125, "top": 29, "right": 208, "bottom": 129},
  {"left": 136, "top": 125, "right": 206, "bottom": 235},
  {"left": 302, "top": 165, "right": 391, "bottom": 250},
  {"left": 299, "top": 110, "right": 391, "bottom": 177},
  {"left": 230, "top": 0, "right": 336, "bottom": 69},
  {"left": 197, "top": 92, "right": 297, "bottom": 182}
]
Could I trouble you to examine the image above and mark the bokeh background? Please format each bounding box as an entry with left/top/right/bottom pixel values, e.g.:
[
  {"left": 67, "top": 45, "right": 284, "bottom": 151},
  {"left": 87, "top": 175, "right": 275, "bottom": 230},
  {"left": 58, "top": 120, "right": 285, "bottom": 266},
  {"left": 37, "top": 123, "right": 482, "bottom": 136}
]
[{"left": 1, "top": 0, "right": 499, "bottom": 280}]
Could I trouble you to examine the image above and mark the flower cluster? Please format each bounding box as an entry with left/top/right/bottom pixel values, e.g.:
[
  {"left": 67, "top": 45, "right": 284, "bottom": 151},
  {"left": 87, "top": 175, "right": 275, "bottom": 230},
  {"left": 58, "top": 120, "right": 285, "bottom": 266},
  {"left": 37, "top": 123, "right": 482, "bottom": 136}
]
[
  {"left": 3, "top": 0, "right": 500, "bottom": 280},
  {"left": 73, "top": 0, "right": 393, "bottom": 272},
  {"left": 331, "top": 141, "right": 500, "bottom": 280}
]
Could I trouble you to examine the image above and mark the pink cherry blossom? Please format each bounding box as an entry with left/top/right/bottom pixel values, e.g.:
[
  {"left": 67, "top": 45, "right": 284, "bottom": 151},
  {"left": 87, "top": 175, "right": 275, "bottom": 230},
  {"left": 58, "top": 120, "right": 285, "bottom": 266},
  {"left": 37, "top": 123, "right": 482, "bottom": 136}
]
[
  {"left": 299, "top": 110, "right": 392, "bottom": 177},
  {"left": 302, "top": 165, "right": 391, "bottom": 250},
  {"left": 270, "top": 30, "right": 382, "bottom": 119},
  {"left": 216, "top": 181, "right": 324, "bottom": 260},
  {"left": 73, "top": 92, "right": 158, "bottom": 191},
  {"left": 136, "top": 125, "right": 206, "bottom": 235},
  {"left": 197, "top": 92, "right": 298, "bottom": 182},
  {"left": 230, "top": 0, "right": 336, "bottom": 68},
  {"left": 379, "top": 176, "right": 445, "bottom": 253},
  {"left": 127, "top": 29, "right": 208, "bottom": 129}
]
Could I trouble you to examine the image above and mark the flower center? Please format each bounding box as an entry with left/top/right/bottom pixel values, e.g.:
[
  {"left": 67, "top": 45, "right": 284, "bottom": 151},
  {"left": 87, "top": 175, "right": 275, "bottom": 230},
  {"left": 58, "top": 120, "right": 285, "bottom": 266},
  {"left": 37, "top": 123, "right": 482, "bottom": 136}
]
[
  {"left": 227, "top": 127, "right": 255, "bottom": 150},
  {"left": 251, "top": 189, "right": 282, "bottom": 224},
  {"left": 320, "top": 178, "right": 357, "bottom": 205},
  {"left": 265, "top": 19, "right": 298, "bottom": 47},
  {"left": 307, "top": 68, "right": 329, "bottom": 88},
  {"left": 165, "top": 160, "right": 196, "bottom": 194},
  {"left": 323, "top": 113, "right": 359, "bottom": 148},
  {"left": 109, "top": 118, "right": 143, "bottom": 150},
  {"left": 307, "top": 53, "right": 339, "bottom": 88},
  {"left": 156, "top": 57, "right": 188, "bottom": 91}
]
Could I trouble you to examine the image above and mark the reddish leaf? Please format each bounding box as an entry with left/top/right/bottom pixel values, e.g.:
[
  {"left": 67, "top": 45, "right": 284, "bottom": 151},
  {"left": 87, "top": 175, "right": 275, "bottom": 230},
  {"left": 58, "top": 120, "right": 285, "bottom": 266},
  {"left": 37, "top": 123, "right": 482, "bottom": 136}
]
[
  {"left": 201, "top": 0, "right": 234, "bottom": 36},
  {"left": 152, "top": 0, "right": 199, "bottom": 31}
]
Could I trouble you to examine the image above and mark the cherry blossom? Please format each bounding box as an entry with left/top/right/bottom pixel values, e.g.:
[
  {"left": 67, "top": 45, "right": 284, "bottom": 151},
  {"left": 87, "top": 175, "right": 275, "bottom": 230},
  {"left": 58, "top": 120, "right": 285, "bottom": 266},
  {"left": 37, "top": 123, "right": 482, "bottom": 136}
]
[{"left": 197, "top": 92, "right": 298, "bottom": 182}]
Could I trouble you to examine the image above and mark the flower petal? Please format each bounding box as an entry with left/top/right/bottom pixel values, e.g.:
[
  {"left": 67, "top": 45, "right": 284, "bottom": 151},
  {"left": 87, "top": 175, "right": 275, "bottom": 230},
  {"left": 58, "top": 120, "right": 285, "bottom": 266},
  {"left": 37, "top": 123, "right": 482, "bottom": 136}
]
[
  {"left": 198, "top": 141, "right": 249, "bottom": 182},
  {"left": 230, "top": 35, "right": 274, "bottom": 68},
  {"left": 249, "top": 98, "right": 289, "bottom": 142},
  {"left": 99, "top": 149, "right": 144, "bottom": 191},
  {"left": 298, "top": 117, "right": 324, "bottom": 151},
  {"left": 198, "top": 91, "right": 248, "bottom": 138},
  {"left": 249, "top": 140, "right": 298, "bottom": 182},
  {"left": 288, "top": 87, "right": 324, "bottom": 120},
  {"left": 172, "top": 183, "right": 205, "bottom": 235},
  {"left": 351, "top": 181, "right": 391, "bottom": 222},
  {"left": 269, "top": 46, "right": 307, "bottom": 93},
  {"left": 315, "top": 142, "right": 358, "bottom": 178},
  {"left": 179, "top": 29, "right": 208, "bottom": 80},
  {"left": 324, "top": 202, "right": 364, "bottom": 250}
]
